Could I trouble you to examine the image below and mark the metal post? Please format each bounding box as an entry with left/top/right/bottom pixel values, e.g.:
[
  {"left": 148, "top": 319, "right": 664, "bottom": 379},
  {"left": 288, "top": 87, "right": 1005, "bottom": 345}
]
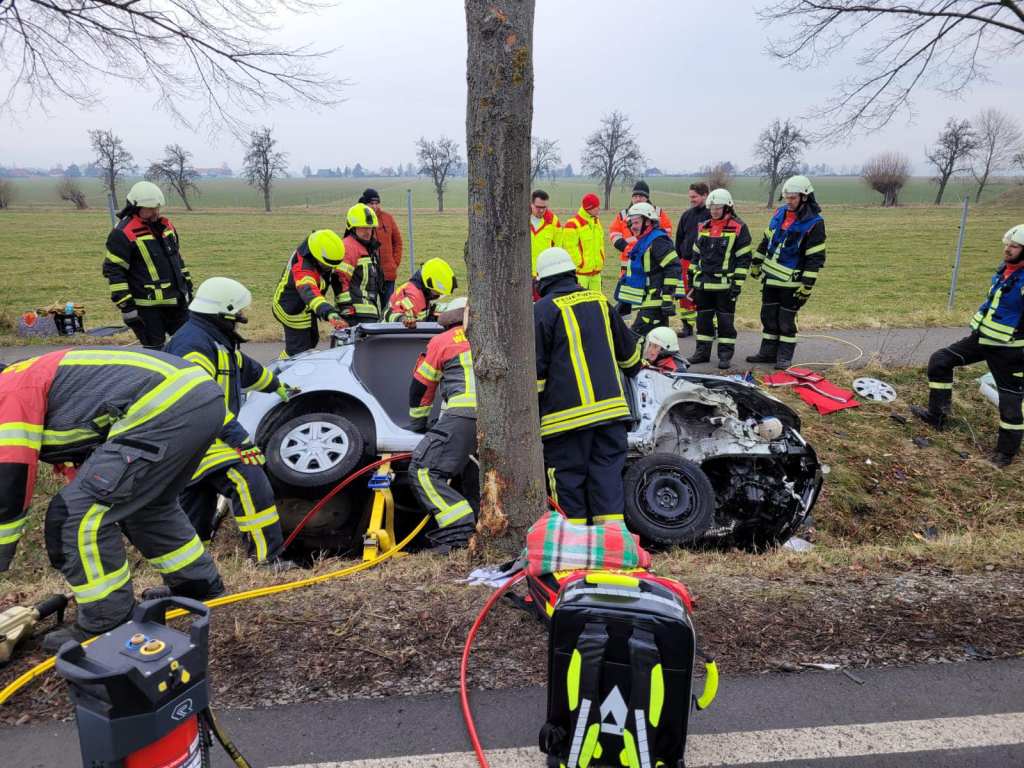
[
  {"left": 947, "top": 195, "right": 969, "bottom": 311},
  {"left": 107, "top": 191, "right": 117, "bottom": 226},
  {"left": 406, "top": 188, "right": 416, "bottom": 276}
]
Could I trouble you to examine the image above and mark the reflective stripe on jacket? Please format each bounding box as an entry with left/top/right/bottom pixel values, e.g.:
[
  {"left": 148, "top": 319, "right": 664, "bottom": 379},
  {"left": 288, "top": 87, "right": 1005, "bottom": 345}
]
[
  {"left": 103, "top": 215, "right": 191, "bottom": 311},
  {"left": 386, "top": 275, "right": 436, "bottom": 323},
  {"left": 612, "top": 206, "right": 674, "bottom": 267},
  {"left": 338, "top": 234, "right": 383, "bottom": 319},
  {"left": 753, "top": 205, "right": 826, "bottom": 288},
  {"left": 613, "top": 228, "right": 681, "bottom": 309},
  {"left": 562, "top": 207, "right": 606, "bottom": 276},
  {"left": 971, "top": 266, "right": 1024, "bottom": 347},
  {"left": 691, "top": 216, "right": 753, "bottom": 291},
  {"left": 530, "top": 210, "right": 562, "bottom": 276},
  {"left": 272, "top": 240, "right": 342, "bottom": 330},
  {"left": 408, "top": 326, "right": 476, "bottom": 428}
]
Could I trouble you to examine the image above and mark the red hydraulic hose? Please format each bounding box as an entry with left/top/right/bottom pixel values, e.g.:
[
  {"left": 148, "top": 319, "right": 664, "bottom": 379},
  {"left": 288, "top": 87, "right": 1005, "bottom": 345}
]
[{"left": 282, "top": 452, "right": 412, "bottom": 550}]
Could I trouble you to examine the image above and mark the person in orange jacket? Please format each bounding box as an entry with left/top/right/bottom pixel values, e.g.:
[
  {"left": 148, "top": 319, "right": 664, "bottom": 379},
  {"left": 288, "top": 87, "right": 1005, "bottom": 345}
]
[
  {"left": 359, "top": 188, "right": 404, "bottom": 303},
  {"left": 610, "top": 180, "right": 674, "bottom": 281}
]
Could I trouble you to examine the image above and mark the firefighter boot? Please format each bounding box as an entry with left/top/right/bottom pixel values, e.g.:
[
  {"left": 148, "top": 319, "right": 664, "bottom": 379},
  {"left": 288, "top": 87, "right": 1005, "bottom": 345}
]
[
  {"left": 745, "top": 339, "right": 778, "bottom": 364},
  {"left": 687, "top": 341, "right": 713, "bottom": 366},
  {"left": 717, "top": 346, "right": 734, "bottom": 370},
  {"left": 677, "top": 320, "right": 693, "bottom": 339},
  {"left": 774, "top": 342, "right": 796, "bottom": 370},
  {"left": 910, "top": 405, "right": 946, "bottom": 431},
  {"left": 426, "top": 521, "right": 475, "bottom": 554},
  {"left": 42, "top": 624, "right": 94, "bottom": 654}
]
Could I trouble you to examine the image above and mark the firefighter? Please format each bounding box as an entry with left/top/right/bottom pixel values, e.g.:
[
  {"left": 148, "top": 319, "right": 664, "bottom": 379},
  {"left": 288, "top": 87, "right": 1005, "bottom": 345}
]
[
  {"left": 166, "top": 278, "right": 289, "bottom": 564},
  {"left": 385, "top": 257, "right": 457, "bottom": 327},
  {"left": 912, "top": 225, "right": 1024, "bottom": 467},
  {"left": 561, "top": 193, "right": 606, "bottom": 293},
  {"left": 530, "top": 190, "right": 562, "bottom": 277},
  {"left": 103, "top": 181, "right": 193, "bottom": 350},
  {"left": 687, "top": 188, "right": 752, "bottom": 370},
  {"left": 408, "top": 297, "right": 478, "bottom": 551},
  {"left": 747, "top": 175, "right": 826, "bottom": 369},
  {"left": 644, "top": 326, "right": 689, "bottom": 373},
  {"left": 610, "top": 180, "right": 674, "bottom": 280},
  {"left": 272, "top": 229, "right": 349, "bottom": 357},
  {"left": 339, "top": 203, "right": 385, "bottom": 323},
  {"left": 534, "top": 247, "right": 643, "bottom": 524},
  {"left": 0, "top": 349, "right": 225, "bottom": 650},
  {"left": 674, "top": 182, "right": 710, "bottom": 338},
  {"left": 613, "top": 202, "right": 682, "bottom": 335}
]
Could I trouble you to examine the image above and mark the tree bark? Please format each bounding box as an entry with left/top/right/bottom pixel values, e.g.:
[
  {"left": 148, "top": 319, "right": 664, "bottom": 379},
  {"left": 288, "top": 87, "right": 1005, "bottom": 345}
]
[
  {"left": 264, "top": 186, "right": 271, "bottom": 212},
  {"left": 465, "top": 0, "right": 546, "bottom": 549},
  {"left": 437, "top": 186, "right": 444, "bottom": 213},
  {"left": 975, "top": 170, "right": 989, "bottom": 203},
  {"left": 934, "top": 175, "right": 949, "bottom": 205},
  {"left": 604, "top": 177, "right": 613, "bottom": 211}
]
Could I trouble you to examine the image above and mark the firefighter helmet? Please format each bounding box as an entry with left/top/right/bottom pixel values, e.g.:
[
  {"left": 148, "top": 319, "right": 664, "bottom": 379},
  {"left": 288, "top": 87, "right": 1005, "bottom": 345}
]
[
  {"left": 646, "top": 326, "right": 679, "bottom": 353},
  {"left": 126, "top": 181, "right": 165, "bottom": 208},
  {"left": 1004, "top": 225, "right": 1024, "bottom": 247},
  {"left": 421, "top": 258, "right": 456, "bottom": 296},
  {"left": 782, "top": 175, "right": 814, "bottom": 196},
  {"left": 627, "top": 202, "right": 657, "bottom": 220},
  {"left": 707, "top": 188, "right": 734, "bottom": 207},
  {"left": 190, "top": 277, "right": 252, "bottom": 318},
  {"left": 345, "top": 203, "right": 379, "bottom": 229},
  {"left": 536, "top": 247, "right": 576, "bottom": 279},
  {"left": 307, "top": 229, "right": 346, "bottom": 269}
]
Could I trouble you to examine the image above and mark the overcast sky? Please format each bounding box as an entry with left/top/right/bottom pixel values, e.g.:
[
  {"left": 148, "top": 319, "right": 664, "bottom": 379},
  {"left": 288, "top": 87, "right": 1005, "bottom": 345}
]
[{"left": 2, "top": 0, "right": 1021, "bottom": 174}]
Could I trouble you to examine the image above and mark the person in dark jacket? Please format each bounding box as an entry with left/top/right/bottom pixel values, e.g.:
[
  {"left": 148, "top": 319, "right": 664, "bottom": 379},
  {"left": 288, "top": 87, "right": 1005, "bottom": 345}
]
[
  {"left": 674, "top": 182, "right": 710, "bottom": 338},
  {"left": 103, "top": 181, "right": 193, "bottom": 349},
  {"left": 535, "top": 247, "right": 643, "bottom": 525},
  {"left": 747, "top": 175, "right": 827, "bottom": 370},
  {"left": 166, "top": 278, "right": 290, "bottom": 563},
  {"left": 360, "top": 189, "right": 404, "bottom": 302},
  {"left": 613, "top": 202, "right": 682, "bottom": 335}
]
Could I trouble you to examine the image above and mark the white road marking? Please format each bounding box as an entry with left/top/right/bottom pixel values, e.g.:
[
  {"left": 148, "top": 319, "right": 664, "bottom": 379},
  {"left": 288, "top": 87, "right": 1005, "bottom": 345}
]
[{"left": 274, "top": 711, "right": 1024, "bottom": 767}]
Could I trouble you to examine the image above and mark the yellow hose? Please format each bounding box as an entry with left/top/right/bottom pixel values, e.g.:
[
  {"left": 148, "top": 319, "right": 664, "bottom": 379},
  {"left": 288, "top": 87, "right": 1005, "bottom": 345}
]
[{"left": 0, "top": 516, "right": 429, "bottom": 706}]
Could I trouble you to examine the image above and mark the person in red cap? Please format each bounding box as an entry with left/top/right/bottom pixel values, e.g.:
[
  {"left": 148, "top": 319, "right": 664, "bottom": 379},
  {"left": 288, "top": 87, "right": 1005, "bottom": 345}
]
[{"left": 560, "top": 193, "right": 606, "bottom": 293}]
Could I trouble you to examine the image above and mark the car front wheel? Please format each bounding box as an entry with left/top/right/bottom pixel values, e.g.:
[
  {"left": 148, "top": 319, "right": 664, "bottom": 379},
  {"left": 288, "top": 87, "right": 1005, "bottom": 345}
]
[
  {"left": 623, "top": 454, "right": 715, "bottom": 545},
  {"left": 265, "top": 411, "right": 365, "bottom": 493}
]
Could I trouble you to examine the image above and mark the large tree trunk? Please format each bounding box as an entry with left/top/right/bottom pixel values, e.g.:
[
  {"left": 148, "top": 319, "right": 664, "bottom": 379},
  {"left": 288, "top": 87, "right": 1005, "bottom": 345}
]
[
  {"left": 437, "top": 186, "right": 444, "bottom": 213},
  {"left": 465, "top": 0, "right": 545, "bottom": 549},
  {"left": 934, "top": 175, "right": 949, "bottom": 205},
  {"left": 263, "top": 185, "right": 272, "bottom": 212}
]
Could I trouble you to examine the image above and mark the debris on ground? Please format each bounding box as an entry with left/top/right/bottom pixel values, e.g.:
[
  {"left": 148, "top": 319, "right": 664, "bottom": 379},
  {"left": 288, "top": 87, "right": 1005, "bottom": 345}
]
[
  {"left": 913, "top": 436, "right": 931, "bottom": 448},
  {"left": 782, "top": 537, "right": 815, "bottom": 552}
]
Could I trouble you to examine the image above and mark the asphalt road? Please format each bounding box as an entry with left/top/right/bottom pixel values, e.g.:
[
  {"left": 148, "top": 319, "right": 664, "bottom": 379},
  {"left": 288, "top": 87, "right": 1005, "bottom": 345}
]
[
  {"left": 0, "top": 325, "right": 969, "bottom": 372},
  {"left": 4, "top": 659, "right": 1022, "bottom": 767}
]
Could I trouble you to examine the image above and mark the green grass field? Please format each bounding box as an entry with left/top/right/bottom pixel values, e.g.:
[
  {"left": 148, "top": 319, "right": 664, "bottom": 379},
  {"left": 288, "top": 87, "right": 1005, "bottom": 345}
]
[{"left": 0, "top": 177, "right": 1021, "bottom": 345}]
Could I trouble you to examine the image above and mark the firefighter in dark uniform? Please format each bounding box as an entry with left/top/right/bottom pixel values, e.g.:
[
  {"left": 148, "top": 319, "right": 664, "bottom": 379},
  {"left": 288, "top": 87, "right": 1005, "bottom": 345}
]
[
  {"left": 407, "top": 297, "right": 478, "bottom": 551},
  {"left": 912, "top": 225, "right": 1024, "bottom": 467},
  {"left": 686, "top": 188, "right": 752, "bottom": 370},
  {"left": 613, "top": 202, "right": 682, "bottom": 336},
  {"left": 747, "top": 175, "right": 826, "bottom": 370},
  {"left": 0, "top": 348, "right": 225, "bottom": 650},
  {"left": 535, "top": 247, "right": 643, "bottom": 524},
  {"left": 272, "top": 229, "right": 349, "bottom": 357},
  {"left": 338, "top": 203, "right": 385, "bottom": 324},
  {"left": 385, "top": 258, "right": 456, "bottom": 327},
  {"left": 103, "top": 181, "right": 193, "bottom": 349},
  {"left": 674, "top": 182, "right": 711, "bottom": 338},
  {"left": 166, "top": 278, "right": 291, "bottom": 563}
]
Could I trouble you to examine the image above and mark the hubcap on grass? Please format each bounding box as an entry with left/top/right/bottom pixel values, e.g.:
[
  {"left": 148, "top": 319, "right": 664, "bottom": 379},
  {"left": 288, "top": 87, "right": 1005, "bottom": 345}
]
[{"left": 280, "top": 421, "right": 349, "bottom": 474}]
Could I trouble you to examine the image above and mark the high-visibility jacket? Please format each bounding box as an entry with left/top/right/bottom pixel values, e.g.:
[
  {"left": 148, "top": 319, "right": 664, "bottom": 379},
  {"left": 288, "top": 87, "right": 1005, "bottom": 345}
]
[
  {"left": 561, "top": 207, "right": 606, "bottom": 277},
  {"left": 614, "top": 227, "right": 681, "bottom": 312},
  {"left": 272, "top": 238, "right": 343, "bottom": 330},
  {"left": 530, "top": 210, "right": 562, "bottom": 275},
  {"left": 971, "top": 264, "right": 1024, "bottom": 347},
  {"left": 386, "top": 274, "right": 438, "bottom": 323},
  {"left": 103, "top": 214, "right": 192, "bottom": 312},
  {"left": 753, "top": 205, "right": 827, "bottom": 289},
  {"left": 0, "top": 349, "right": 221, "bottom": 559},
  {"left": 338, "top": 234, "right": 383, "bottom": 320},
  {"left": 534, "top": 274, "right": 642, "bottom": 438},
  {"left": 165, "top": 313, "right": 281, "bottom": 478},
  {"left": 408, "top": 325, "right": 477, "bottom": 430},
  {"left": 611, "top": 205, "right": 674, "bottom": 270},
  {"left": 691, "top": 215, "right": 753, "bottom": 291}
]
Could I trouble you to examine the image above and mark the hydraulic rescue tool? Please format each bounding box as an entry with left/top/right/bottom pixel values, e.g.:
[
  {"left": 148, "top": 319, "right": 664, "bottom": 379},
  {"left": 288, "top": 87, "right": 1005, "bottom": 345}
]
[{"left": 0, "top": 594, "right": 68, "bottom": 666}]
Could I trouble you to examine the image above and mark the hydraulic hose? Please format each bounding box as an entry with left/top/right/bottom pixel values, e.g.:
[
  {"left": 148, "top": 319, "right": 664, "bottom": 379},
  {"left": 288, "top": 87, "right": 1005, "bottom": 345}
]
[{"left": 460, "top": 571, "right": 527, "bottom": 768}]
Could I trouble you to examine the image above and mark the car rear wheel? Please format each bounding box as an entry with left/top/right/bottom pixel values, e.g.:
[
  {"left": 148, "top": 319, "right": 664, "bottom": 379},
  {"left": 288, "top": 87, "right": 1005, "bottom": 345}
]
[
  {"left": 623, "top": 454, "right": 715, "bottom": 545},
  {"left": 265, "top": 412, "right": 365, "bottom": 493}
]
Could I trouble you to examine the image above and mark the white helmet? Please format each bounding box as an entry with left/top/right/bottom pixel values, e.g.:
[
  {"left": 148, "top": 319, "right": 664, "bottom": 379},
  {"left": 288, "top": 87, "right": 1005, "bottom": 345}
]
[
  {"left": 627, "top": 202, "right": 657, "bottom": 220},
  {"left": 1003, "top": 225, "right": 1024, "bottom": 247},
  {"left": 126, "top": 180, "right": 165, "bottom": 208},
  {"left": 782, "top": 175, "right": 814, "bottom": 196},
  {"left": 707, "top": 188, "right": 734, "bottom": 207},
  {"left": 190, "top": 277, "right": 252, "bottom": 318},
  {"left": 646, "top": 326, "right": 679, "bottom": 353},
  {"left": 536, "top": 247, "right": 576, "bottom": 280}
]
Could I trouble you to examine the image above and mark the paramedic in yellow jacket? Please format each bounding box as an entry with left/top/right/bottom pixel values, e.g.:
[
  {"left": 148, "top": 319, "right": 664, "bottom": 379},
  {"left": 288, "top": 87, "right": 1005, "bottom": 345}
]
[{"left": 561, "top": 193, "right": 606, "bottom": 293}]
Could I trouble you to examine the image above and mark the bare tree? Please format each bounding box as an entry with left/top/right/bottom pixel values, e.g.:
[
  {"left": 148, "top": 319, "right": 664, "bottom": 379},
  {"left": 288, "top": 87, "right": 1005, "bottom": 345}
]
[
  {"left": 702, "top": 162, "right": 734, "bottom": 191},
  {"left": 0, "top": 1, "right": 344, "bottom": 136},
  {"left": 580, "top": 111, "right": 644, "bottom": 211},
  {"left": 753, "top": 119, "right": 809, "bottom": 207},
  {"left": 926, "top": 118, "right": 978, "bottom": 204},
  {"left": 88, "top": 129, "right": 133, "bottom": 204},
  {"left": 862, "top": 152, "right": 911, "bottom": 207},
  {"left": 416, "top": 136, "right": 460, "bottom": 213},
  {"left": 530, "top": 137, "right": 561, "bottom": 183},
  {"left": 972, "top": 109, "right": 1023, "bottom": 202},
  {"left": 761, "top": 2, "right": 1024, "bottom": 140},
  {"left": 464, "top": 0, "right": 545, "bottom": 545},
  {"left": 242, "top": 127, "right": 288, "bottom": 213},
  {"left": 146, "top": 145, "right": 200, "bottom": 211},
  {"left": 0, "top": 179, "right": 13, "bottom": 209},
  {"left": 57, "top": 176, "right": 88, "bottom": 209}
]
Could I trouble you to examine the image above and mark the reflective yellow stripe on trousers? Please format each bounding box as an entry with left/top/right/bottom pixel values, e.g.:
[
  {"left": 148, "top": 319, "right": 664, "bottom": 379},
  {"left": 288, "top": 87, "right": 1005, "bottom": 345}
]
[
  {"left": 72, "top": 503, "right": 132, "bottom": 604},
  {"left": 416, "top": 468, "right": 472, "bottom": 528},
  {"left": 148, "top": 535, "right": 205, "bottom": 574}
]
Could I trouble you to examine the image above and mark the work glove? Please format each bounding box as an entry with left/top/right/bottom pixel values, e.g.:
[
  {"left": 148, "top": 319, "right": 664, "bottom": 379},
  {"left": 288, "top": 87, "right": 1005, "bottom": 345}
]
[
  {"left": 237, "top": 443, "right": 266, "bottom": 466},
  {"left": 327, "top": 312, "right": 348, "bottom": 331},
  {"left": 749, "top": 263, "right": 762, "bottom": 281},
  {"left": 402, "top": 313, "right": 418, "bottom": 329},
  {"left": 794, "top": 284, "right": 813, "bottom": 308},
  {"left": 728, "top": 283, "right": 742, "bottom": 302},
  {"left": 276, "top": 384, "right": 301, "bottom": 403}
]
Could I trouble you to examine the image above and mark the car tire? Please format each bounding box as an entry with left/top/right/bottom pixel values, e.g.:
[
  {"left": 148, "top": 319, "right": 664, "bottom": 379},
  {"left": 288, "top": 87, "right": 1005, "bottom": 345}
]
[
  {"left": 265, "top": 411, "right": 365, "bottom": 493},
  {"left": 623, "top": 454, "right": 715, "bottom": 546}
]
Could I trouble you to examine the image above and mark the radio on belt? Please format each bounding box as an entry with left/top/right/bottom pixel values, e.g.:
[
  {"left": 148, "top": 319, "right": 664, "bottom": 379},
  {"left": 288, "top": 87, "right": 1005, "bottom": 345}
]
[{"left": 55, "top": 597, "right": 211, "bottom": 768}]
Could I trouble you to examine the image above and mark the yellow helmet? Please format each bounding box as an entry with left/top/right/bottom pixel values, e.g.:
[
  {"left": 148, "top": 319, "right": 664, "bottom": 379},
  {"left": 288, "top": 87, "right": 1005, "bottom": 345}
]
[
  {"left": 307, "top": 229, "right": 346, "bottom": 269},
  {"left": 421, "top": 258, "right": 456, "bottom": 296},
  {"left": 346, "top": 203, "right": 379, "bottom": 229}
]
